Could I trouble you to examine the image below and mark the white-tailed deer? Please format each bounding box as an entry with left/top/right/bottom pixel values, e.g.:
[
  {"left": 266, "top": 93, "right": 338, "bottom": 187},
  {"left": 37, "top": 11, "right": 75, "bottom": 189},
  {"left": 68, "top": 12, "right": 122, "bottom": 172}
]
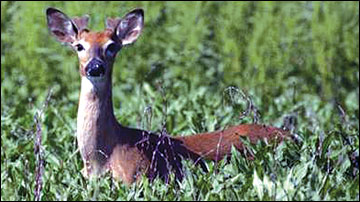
[{"left": 46, "top": 7, "right": 289, "bottom": 185}]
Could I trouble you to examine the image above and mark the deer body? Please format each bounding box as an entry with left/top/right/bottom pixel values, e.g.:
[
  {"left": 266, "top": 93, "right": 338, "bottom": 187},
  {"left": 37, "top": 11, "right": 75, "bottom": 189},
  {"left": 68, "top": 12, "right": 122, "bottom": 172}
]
[{"left": 46, "top": 8, "right": 289, "bottom": 185}]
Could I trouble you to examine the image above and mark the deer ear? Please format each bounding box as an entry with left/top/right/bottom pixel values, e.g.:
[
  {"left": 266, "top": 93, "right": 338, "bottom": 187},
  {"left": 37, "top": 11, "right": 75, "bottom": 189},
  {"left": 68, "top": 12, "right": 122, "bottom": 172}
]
[
  {"left": 46, "top": 7, "right": 78, "bottom": 43},
  {"left": 116, "top": 8, "right": 144, "bottom": 46}
]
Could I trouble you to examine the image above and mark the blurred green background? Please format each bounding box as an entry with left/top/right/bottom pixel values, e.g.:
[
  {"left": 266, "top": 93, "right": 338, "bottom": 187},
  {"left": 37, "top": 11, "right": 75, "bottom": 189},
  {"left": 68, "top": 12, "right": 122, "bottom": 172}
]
[
  {"left": 2, "top": 1, "right": 359, "bottom": 109},
  {"left": 1, "top": 1, "right": 359, "bottom": 200}
]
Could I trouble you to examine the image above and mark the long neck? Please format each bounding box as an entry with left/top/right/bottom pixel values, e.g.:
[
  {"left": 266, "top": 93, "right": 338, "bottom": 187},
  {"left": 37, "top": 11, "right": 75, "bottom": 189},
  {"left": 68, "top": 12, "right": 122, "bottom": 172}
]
[
  {"left": 76, "top": 75, "right": 120, "bottom": 168},
  {"left": 78, "top": 76, "right": 116, "bottom": 124}
]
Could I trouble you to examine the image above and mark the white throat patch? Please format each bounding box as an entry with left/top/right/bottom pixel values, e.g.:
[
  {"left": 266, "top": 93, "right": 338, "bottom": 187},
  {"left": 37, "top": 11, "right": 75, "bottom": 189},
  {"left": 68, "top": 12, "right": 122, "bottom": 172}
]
[
  {"left": 81, "top": 75, "right": 107, "bottom": 94},
  {"left": 81, "top": 76, "right": 96, "bottom": 94}
]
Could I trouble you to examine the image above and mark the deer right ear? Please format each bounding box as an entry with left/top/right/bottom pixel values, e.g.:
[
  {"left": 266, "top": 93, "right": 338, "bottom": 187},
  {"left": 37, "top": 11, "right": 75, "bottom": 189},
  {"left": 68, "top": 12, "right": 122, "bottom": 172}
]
[
  {"left": 46, "top": 7, "right": 78, "bottom": 43},
  {"left": 116, "top": 8, "right": 144, "bottom": 46}
]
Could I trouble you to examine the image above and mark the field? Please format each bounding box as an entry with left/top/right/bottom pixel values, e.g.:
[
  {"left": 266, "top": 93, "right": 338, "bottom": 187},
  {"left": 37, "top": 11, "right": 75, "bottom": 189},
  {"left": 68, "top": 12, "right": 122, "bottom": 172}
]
[{"left": 1, "top": 1, "right": 359, "bottom": 200}]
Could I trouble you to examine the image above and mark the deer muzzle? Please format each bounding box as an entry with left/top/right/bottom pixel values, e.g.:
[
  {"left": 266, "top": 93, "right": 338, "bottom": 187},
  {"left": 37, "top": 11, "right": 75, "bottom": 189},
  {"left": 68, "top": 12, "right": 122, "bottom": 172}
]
[{"left": 85, "top": 58, "right": 106, "bottom": 77}]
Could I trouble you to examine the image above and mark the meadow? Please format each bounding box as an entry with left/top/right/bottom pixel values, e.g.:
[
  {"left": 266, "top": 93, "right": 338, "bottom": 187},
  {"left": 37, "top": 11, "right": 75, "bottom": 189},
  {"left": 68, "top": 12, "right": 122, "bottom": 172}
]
[{"left": 1, "top": 1, "right": 359, "bottom": 200}]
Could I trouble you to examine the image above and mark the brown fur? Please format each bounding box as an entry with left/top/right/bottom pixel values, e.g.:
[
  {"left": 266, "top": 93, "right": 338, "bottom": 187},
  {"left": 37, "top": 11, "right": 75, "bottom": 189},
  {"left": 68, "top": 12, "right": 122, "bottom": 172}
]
[
  {"left": 176, "top": 124, "right": 288, "bottom": 161},
  {"left": 47, "top": 7, "right": 290, "bottom": 185}
]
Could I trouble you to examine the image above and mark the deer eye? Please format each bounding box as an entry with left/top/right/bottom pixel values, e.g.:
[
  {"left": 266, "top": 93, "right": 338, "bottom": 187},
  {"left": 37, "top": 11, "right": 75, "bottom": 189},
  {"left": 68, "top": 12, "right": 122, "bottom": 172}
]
[
  {"left": 105, "top": 43, "right": 120, "bottom": 58},
  {"left": 75, "top": 44, "right": 85, "bottom": 52}
]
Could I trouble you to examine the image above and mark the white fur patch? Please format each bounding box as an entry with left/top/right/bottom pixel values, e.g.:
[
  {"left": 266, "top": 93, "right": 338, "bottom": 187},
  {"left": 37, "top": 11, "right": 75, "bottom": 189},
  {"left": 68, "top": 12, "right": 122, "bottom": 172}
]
[
  {"left": 81, "top": 76, "right": 107, "bottom": 94},
  {"left": 103, "top": 39, "right": 115, "bottom": 49},
  {"left": 76, "top": 39, "right": 91, "bottom": 58},
  {"left": 81, "top": 76, "right": 96, "bottom": 93}
]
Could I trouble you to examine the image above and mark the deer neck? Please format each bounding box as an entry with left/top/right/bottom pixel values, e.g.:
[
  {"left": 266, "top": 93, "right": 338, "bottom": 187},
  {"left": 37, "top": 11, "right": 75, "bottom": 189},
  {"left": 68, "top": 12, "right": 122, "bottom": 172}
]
[
  {"left": 76, "top": 75, "right": 120, "bottom": 174},
  {"left": 78, "top": 76, "right": 115, "bottom": 120}
]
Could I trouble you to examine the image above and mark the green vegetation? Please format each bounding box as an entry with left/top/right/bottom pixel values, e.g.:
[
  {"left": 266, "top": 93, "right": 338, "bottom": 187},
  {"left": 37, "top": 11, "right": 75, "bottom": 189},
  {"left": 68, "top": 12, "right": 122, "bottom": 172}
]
[{"left": 1, "top": 1, "right": 359, "bottom": 200}]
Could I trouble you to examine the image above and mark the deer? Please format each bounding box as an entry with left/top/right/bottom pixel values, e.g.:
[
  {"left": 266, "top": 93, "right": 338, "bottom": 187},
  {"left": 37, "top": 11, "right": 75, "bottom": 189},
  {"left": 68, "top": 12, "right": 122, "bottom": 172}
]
[{"left": 46, "top": 7, "right": 290, "bottom": 185}]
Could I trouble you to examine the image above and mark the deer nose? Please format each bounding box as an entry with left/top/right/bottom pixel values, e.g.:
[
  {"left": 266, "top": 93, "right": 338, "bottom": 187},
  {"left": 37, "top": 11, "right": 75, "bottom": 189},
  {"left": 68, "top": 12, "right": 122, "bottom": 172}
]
[{"left": 85, "top": 59, "right": 105, "bottom": 77}]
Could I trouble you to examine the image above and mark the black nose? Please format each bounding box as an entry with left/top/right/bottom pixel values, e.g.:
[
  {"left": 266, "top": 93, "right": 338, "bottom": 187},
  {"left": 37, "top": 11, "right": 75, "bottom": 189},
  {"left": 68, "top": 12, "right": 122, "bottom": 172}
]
[{"left": 85, "top": 59, "right": 105, "bottom": 77}]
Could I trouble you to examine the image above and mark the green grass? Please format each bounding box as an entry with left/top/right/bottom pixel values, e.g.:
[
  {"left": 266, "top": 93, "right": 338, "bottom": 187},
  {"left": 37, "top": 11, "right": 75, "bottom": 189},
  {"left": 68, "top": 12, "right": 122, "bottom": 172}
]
[{"left": 1, "top": 1, "right": 359, "bottom": 200}]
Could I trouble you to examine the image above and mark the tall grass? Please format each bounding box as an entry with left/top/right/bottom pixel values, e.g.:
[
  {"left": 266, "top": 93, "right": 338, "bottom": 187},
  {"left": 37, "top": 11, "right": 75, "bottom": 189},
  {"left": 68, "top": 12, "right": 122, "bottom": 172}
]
[{"left": 1, "top": 1, "right": 359, "bottom": 200}]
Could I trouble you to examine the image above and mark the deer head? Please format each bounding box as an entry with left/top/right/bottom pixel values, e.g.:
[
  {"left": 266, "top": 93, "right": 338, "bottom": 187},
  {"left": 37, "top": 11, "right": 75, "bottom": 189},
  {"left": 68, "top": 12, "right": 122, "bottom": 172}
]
[{"left": 46, "top": 7, "right": 144, "bottom": 90}]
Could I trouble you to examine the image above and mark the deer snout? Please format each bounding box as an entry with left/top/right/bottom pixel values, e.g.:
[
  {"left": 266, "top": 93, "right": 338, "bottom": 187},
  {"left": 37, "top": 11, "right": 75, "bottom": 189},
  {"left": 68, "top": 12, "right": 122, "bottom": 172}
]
[{"left": 85, "top": 59, "right": 106, "bottom": 77}]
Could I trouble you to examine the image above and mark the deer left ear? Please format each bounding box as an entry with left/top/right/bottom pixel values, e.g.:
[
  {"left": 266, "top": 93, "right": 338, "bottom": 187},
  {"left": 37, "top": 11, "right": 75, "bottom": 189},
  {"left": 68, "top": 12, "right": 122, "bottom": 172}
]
[
  {"left": 46, "top": 7, "right": 79, "bottom": 43},
  {"left": 116, "top": 8, "right": 144, "bottom": 46}
]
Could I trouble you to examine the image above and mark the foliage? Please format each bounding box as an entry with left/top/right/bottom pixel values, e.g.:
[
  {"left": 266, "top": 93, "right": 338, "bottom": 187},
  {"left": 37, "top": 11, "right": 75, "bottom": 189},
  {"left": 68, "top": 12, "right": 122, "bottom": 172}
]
[{"left": 1, "top": 1, "right": 359, "bottom": 201}]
